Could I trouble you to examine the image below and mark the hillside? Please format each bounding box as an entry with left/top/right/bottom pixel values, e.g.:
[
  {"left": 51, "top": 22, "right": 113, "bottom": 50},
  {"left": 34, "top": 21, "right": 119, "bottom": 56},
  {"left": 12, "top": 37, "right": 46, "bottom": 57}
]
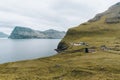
[
  {"left": 57, "top": 2, "right": 120, "bottom": 53},
  {"left": 0, "top": 2, "right": 120, "bottom": 80},
  {"left": 9, "top": 26, "right": 66, "bottom": 39},
  {"left": 0, "top": 32, "right": 8, "bottom": 38}
]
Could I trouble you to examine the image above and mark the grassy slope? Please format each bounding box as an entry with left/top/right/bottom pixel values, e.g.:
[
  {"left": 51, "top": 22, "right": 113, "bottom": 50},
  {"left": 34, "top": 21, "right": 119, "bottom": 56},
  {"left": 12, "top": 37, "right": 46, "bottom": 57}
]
[
  {"left": 61, "top": 16, "right": 120, "bottom": 51},
  {"left": 0, "top": 16, "right": 120, "bottom": 80},
  {"left": 0, "top": 51, "right": 120, "bottom": 80}
]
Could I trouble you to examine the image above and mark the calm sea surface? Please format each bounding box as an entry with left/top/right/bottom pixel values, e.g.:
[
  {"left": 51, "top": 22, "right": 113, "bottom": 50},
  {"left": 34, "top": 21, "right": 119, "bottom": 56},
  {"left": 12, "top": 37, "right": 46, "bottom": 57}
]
[{"left": 0, "top": 39, "right": 61, "bottom": 64}]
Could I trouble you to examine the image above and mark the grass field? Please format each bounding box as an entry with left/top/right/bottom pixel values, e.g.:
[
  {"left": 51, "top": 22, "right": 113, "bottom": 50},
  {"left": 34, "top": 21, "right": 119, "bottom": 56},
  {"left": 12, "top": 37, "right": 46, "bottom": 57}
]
[{"left": 0, "top": 51, "right": 120, "bottom": 80}]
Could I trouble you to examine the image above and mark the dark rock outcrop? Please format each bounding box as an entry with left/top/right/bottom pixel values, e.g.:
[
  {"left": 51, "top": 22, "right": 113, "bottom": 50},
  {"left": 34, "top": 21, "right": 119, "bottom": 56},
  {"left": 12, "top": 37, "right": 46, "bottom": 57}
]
[
  {"left": 105, "top": 17, "right": 120, "bottom": 23},
  {"left": 9, "top": 26, "right": 66, "bottom": 39},
  {"left": 56, "top": 42, "right": 69, "bottom": 52}
]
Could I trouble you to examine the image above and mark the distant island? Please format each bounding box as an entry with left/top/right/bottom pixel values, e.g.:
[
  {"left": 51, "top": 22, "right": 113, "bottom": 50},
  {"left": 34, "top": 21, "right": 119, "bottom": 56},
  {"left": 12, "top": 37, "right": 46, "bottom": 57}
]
[
  {"left": 0, "top": 32, "right": 8, "bottom": 38},
  {"left": 9, "top": 26, "right": 66, "bottom": 39}
]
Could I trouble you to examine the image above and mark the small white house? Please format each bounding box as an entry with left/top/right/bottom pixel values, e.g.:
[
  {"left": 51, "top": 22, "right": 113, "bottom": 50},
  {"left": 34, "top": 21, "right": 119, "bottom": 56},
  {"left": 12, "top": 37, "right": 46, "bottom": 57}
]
[{"left": 71, "top": 42, "right": 88, "bottom": 46}]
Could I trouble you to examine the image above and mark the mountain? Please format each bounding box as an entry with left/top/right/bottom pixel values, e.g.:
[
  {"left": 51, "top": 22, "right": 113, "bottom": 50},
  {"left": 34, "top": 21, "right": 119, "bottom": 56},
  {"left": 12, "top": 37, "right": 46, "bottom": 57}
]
[
  {"left": 9, "top": 26, "right": 46, "bottom": 39},
  {"left": 57, "top": 2, "right": 120, "bottom": 52},
  {"left": 0, "top": 32, "right": 8, "bottom": 38},
  {"left": 9, "top": 26, "right": 66, "bottom": 39},
  {"left": 43, "top": 29, "right": 66, "bottom": 39}
]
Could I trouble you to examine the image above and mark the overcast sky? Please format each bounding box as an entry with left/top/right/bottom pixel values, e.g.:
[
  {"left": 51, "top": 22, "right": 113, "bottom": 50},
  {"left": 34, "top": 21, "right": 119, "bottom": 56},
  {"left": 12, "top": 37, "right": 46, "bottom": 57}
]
[{"left": 0, "top": 0, "right": 119, "bottom": 34}]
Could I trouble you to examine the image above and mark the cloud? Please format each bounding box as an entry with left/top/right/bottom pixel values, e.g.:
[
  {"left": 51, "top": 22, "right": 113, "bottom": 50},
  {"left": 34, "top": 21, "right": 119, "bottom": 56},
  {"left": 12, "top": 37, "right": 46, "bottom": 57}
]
[{"left": 0, "top": 0, "right": 119, "bottom": 34}]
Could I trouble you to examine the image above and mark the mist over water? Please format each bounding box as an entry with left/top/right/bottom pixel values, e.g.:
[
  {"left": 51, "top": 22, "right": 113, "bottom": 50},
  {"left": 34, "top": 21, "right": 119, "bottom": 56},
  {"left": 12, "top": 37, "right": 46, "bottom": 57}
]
[{"left": 0, "top": 39, "right": 61, "bottom": 64}]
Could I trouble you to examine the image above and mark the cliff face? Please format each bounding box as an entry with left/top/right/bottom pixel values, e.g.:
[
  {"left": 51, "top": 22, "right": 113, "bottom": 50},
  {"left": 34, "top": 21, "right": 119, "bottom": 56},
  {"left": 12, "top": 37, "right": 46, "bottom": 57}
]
[
  {"left": 57, "top": 2, "right": 120, "bottom": 52},
  {"left": 0, "top": 32, "right": 8, "bottom": 38},
  {"left": 9, "top": 26, "right": 66, "bottom": 39},
  {"left": 9, "top": 27, "right": 46, "bottom": 39}
]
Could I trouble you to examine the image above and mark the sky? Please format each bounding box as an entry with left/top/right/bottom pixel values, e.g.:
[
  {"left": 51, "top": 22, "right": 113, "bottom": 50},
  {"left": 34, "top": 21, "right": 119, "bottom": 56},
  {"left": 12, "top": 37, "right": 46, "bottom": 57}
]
[{"left": 0, "top": 0, "right": 119, "bottom": 34}]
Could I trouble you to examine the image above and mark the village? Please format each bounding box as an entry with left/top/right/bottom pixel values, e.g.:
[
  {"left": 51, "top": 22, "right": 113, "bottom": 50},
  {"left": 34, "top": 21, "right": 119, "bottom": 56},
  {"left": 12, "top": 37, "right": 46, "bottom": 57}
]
[{"left": 66, "top": 41, "right": 120, "bottom": 53}]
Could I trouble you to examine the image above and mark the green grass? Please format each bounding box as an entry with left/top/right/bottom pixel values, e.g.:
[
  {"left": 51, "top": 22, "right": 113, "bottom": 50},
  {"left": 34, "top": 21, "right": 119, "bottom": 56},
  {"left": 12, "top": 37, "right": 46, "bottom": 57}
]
[{"left": 0, "top": 51, "right": 120, "bottom": 80}]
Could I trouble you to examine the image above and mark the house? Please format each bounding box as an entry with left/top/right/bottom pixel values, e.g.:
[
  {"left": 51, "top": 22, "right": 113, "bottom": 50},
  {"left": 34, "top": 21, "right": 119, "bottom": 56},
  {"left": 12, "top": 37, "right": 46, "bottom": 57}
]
[{"left": 71, "top": 42, "right": 88, "bottom": 46}]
